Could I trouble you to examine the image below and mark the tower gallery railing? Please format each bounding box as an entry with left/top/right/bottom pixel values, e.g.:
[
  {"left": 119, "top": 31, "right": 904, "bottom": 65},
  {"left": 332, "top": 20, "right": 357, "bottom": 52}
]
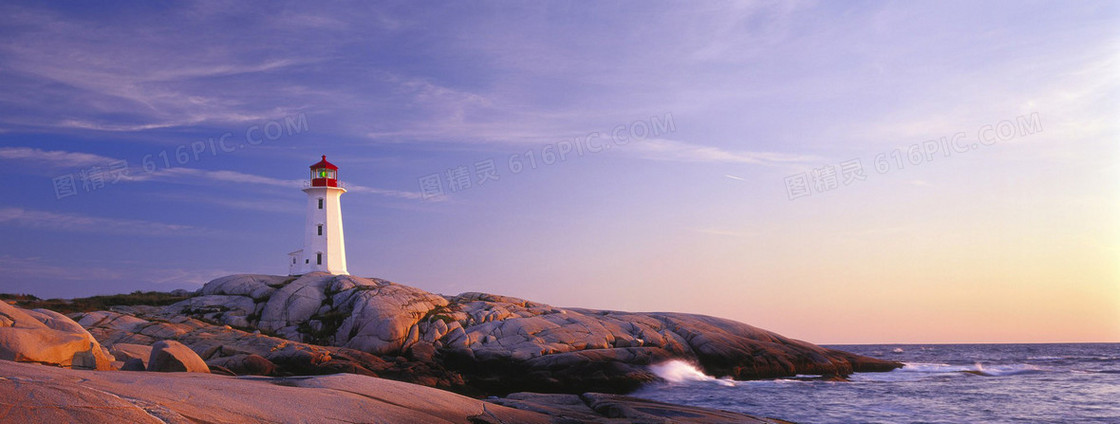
[{"left": 302, "top": 180, "right": 347, "bottom": 189}]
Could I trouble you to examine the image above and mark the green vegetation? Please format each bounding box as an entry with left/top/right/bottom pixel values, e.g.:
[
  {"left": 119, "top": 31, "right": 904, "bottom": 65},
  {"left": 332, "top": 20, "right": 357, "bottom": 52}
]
[
  {"left": 268, "top": 277, "right": 298, "bottom": 289},
  {"left": 1, "top": 291, "right": 193, "bottom": 314},
  {"left": 429, "top": 314, "right": 456, "bottom": 324},
  {"left": 422, "top": 305, "right": 459, "bottom": 325},
  {"left": 299, "top": 309, "right": 349, "bottom": 345},
  {"left": 0, "top": 293, "right": 40, "bottom": 302}
]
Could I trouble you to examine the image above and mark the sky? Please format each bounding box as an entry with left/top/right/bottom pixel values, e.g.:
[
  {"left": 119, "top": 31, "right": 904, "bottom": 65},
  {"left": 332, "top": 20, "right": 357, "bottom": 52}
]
[{"left": 0, "top": 1, "right": 1116, "bottom": 344}]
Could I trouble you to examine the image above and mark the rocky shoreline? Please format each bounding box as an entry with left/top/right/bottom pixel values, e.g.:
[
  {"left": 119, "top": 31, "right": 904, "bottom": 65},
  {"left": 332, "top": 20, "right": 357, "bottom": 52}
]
[
  {"left": 0, "top": 360, "right": 796, "bottom": 423},
  {"left": 1, "top": 273, "right": 901, "bottom": 422}
]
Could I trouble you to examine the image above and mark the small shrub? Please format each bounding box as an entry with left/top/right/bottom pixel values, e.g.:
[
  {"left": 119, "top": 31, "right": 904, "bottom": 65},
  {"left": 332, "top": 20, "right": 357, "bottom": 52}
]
[{"left": 2, "top": 290, "right": 193, "bottom": 314}]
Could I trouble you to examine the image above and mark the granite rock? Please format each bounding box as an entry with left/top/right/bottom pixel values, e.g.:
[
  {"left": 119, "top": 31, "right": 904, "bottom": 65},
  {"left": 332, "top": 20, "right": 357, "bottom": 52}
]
[
  {"left": 0, "top": 359, "right": 785, "bottom": 424},
  {"left": 80, "top": 273, "right": 902, "bottom": 394},
  {"left": 153, "top": 274, "right": 903, "bottom": 393},
  {"left": 147, "top": 340, "right": 210, "bottom": 373},
  {"left": 0, "top": 302, "right": 113, "bottom": 370}
]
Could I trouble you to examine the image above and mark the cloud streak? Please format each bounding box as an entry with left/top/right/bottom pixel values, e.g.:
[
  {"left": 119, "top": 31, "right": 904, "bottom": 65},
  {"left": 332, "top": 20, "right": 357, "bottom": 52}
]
[
  {"left": 0, "top": 255, "right": 236, "bottom": 295},
  {"left": 0, "top": 207, "right": 195, "bottom": 236},
  {"left": 0, "top": 147, "right": 119, "bottom": 169},
  {"left": 141, "top": 168, "right": 425, "bottom": 200},
  {"left": 624, "top": 139, "right": 824, "bottom": 165},
  {"left": 0, "top": 3, "right": 319, "bottom": 132},
  {"left": 0, "top": 147, "right": 425, "bottom": 200}
]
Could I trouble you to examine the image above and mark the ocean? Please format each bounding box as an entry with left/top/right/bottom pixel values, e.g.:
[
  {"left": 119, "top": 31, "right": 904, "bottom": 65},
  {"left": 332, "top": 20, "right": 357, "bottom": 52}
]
[{"left": 631, "top": 343, "right": 1120, "bottom": 423}]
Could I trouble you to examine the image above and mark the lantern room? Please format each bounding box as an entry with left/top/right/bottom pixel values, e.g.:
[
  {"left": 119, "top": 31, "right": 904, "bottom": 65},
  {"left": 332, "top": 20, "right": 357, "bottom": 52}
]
[{"left": 309, "top": 155, "right": 339, "bottom": 187}]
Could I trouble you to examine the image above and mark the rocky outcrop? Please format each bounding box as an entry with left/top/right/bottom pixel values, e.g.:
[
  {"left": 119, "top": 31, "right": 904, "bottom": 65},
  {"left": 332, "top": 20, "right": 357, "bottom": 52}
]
[
  {"left": 184, "top": 273, "right": 449, "bottom": 353},
  {"left": 0, "top": 301, "right": 113, "bottom": 370},
  {"left": 0, "top": 359, "right": 783, "bottom": 423},
  {"left": 0, "top": 274, "right": 900, "bottom": 422},
  {"left": 147, "top": 340, "right": 209, "bottom": 373},
  {"left": 73, "top": 306, "right": 473, "bottom": 393},
  {"left": 150, "top": 273, "right": 901, "bottom": 394}
]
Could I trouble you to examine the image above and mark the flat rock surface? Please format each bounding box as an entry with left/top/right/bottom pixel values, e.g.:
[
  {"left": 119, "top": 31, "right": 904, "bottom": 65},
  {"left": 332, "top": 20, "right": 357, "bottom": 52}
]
[{"left": 0, "top": 360, "right": 546, "bottom": 424}]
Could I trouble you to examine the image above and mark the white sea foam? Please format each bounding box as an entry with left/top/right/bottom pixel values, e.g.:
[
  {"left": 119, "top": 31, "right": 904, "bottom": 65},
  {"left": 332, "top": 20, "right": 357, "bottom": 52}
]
[
  {"left": 637, "top": 344, "right": 1120, "bottom": 423},
  {"left": 649, "top": 360, "right": 736, "bottom": 387},
  {"left": 898, "top": 362, "right": 968, "bottom": 372},
  {"left": 899, "top": 362, "right": 1046, "bottom": 376}
]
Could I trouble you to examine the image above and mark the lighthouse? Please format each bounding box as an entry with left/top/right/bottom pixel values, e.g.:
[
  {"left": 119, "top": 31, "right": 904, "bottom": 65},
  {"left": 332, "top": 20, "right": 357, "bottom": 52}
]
[{"left": 288, "top": 155, "right": 348, "bottom": 275}]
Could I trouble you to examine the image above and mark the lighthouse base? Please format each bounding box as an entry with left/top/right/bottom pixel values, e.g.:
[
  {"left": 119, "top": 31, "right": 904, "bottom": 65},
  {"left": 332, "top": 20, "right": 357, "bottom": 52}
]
[{"left": 287, "top": 249, "right": 349, "bottom": 276}]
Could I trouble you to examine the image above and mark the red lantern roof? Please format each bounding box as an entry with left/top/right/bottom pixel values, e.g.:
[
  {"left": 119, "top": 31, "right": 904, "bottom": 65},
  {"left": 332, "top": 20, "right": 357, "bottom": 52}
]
[{"left": 310, "top": 155, "right": 338, "bottom": 170}]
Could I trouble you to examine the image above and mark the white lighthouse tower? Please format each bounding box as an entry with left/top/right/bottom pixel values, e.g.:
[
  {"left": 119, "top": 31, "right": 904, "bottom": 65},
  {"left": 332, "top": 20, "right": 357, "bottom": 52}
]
[{"left": 288, "top": 155, "right": 348, "bottom": 275}]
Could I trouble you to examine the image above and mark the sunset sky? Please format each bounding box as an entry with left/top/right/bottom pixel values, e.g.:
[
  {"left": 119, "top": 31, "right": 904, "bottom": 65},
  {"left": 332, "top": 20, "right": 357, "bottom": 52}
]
[{"left": 0, "top": 1, "right": 1116, "bottom": 344}]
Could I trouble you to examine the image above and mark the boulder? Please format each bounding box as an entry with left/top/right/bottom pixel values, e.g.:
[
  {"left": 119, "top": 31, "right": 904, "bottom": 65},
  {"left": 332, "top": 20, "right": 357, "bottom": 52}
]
[
  {"left": 1, "top": 300, "right": 48, "bottom": 329},
  {"left": 0, "top": 302, "right": 113, "bottom": 370},
  {"left": 206, "top": 354, "right": 276, "bottom": 376},
  {"left": 147, "top": 340, "right": 209, "bottom": 373},
  {"left": 258, "top": 273, "right": 332, "bottom": 335},
  {"left": 27, "top": 308, "right": 90, "bottom": 334},
  {"left": 165, "top": 294, "right": 256, "bottom": 328},
  {"left": 109, "top": 343, "right": 153, "bottom": 366},
  {"left": 409, "top": 341, "right": 437, "bottom": 362},
  {"left": 334, "top": 283, "right": 449, "bottom": 354},
  {"left": 200, "top": 274, "right": 288, "bottom": 300},
  {"left": 78, "top": 310, "right": 150, "bottom": 334}
]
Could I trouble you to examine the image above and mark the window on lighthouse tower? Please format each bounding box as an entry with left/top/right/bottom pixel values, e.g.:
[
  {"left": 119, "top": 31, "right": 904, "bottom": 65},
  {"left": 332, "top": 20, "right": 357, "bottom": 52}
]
[
  {"left": 316, "top": 253, "right": 322, "bottom": 265},
  {"left": 318, "top": 198, "right": 323, "bottom": 209},
  {"left": 317, "top": 225, "right": 323, "bottom": 236}
]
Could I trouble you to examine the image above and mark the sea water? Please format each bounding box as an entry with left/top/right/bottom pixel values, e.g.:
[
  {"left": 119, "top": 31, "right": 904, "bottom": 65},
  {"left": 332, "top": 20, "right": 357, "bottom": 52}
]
[{"left": 631, "top": 343, "right": 1120, "bottom": 423}]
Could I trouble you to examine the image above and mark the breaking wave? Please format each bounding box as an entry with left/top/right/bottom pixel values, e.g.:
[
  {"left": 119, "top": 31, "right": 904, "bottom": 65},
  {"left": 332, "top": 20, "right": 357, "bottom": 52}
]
[
  {"left": 649, "top": 360, "right": 736, "bottom": 387},
  {"left": 899, "top": 362, "right": 1047, "bottom": 377}
]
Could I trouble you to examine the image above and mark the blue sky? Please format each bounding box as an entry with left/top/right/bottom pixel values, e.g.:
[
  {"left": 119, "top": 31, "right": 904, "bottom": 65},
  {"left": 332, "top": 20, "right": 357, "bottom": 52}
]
[{"left": 0, "top": 1, "right": 1116, "bottom": 343}]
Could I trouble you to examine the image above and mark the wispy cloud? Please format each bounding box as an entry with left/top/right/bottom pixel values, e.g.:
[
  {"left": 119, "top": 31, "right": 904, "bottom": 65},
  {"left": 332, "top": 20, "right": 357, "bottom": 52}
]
[
  {"left": 624, "top": 138, "right": 824, "bottom": 165},
  {"left": 153, "top": 192, "right": 303, "bottom": 214},
  {"left": 55, "top": 119, "right": 203, "bottom": 132},
  {"left": 0, "top": 207, "right": 195, "bottom": 236},
  {"left": 140, "top": 167, "right": 425, "bottom": 200},
  {"left": 0, "top": 147, "right": 119, "bottom": 169},
  {"left": 0, "top": 3, "right": 319, "bottom": 132},
  {"left": 0, "top": 147, "right": 425, "bottom": 200},
  {"left": 0, "top": 255, "right": 126, "bottom": 282},
  {"left": 345, "top": 185, "right": 425, "bottom": 200},
  {"left": 130, "top": 167, "right": 300, "bottom": 188}
]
